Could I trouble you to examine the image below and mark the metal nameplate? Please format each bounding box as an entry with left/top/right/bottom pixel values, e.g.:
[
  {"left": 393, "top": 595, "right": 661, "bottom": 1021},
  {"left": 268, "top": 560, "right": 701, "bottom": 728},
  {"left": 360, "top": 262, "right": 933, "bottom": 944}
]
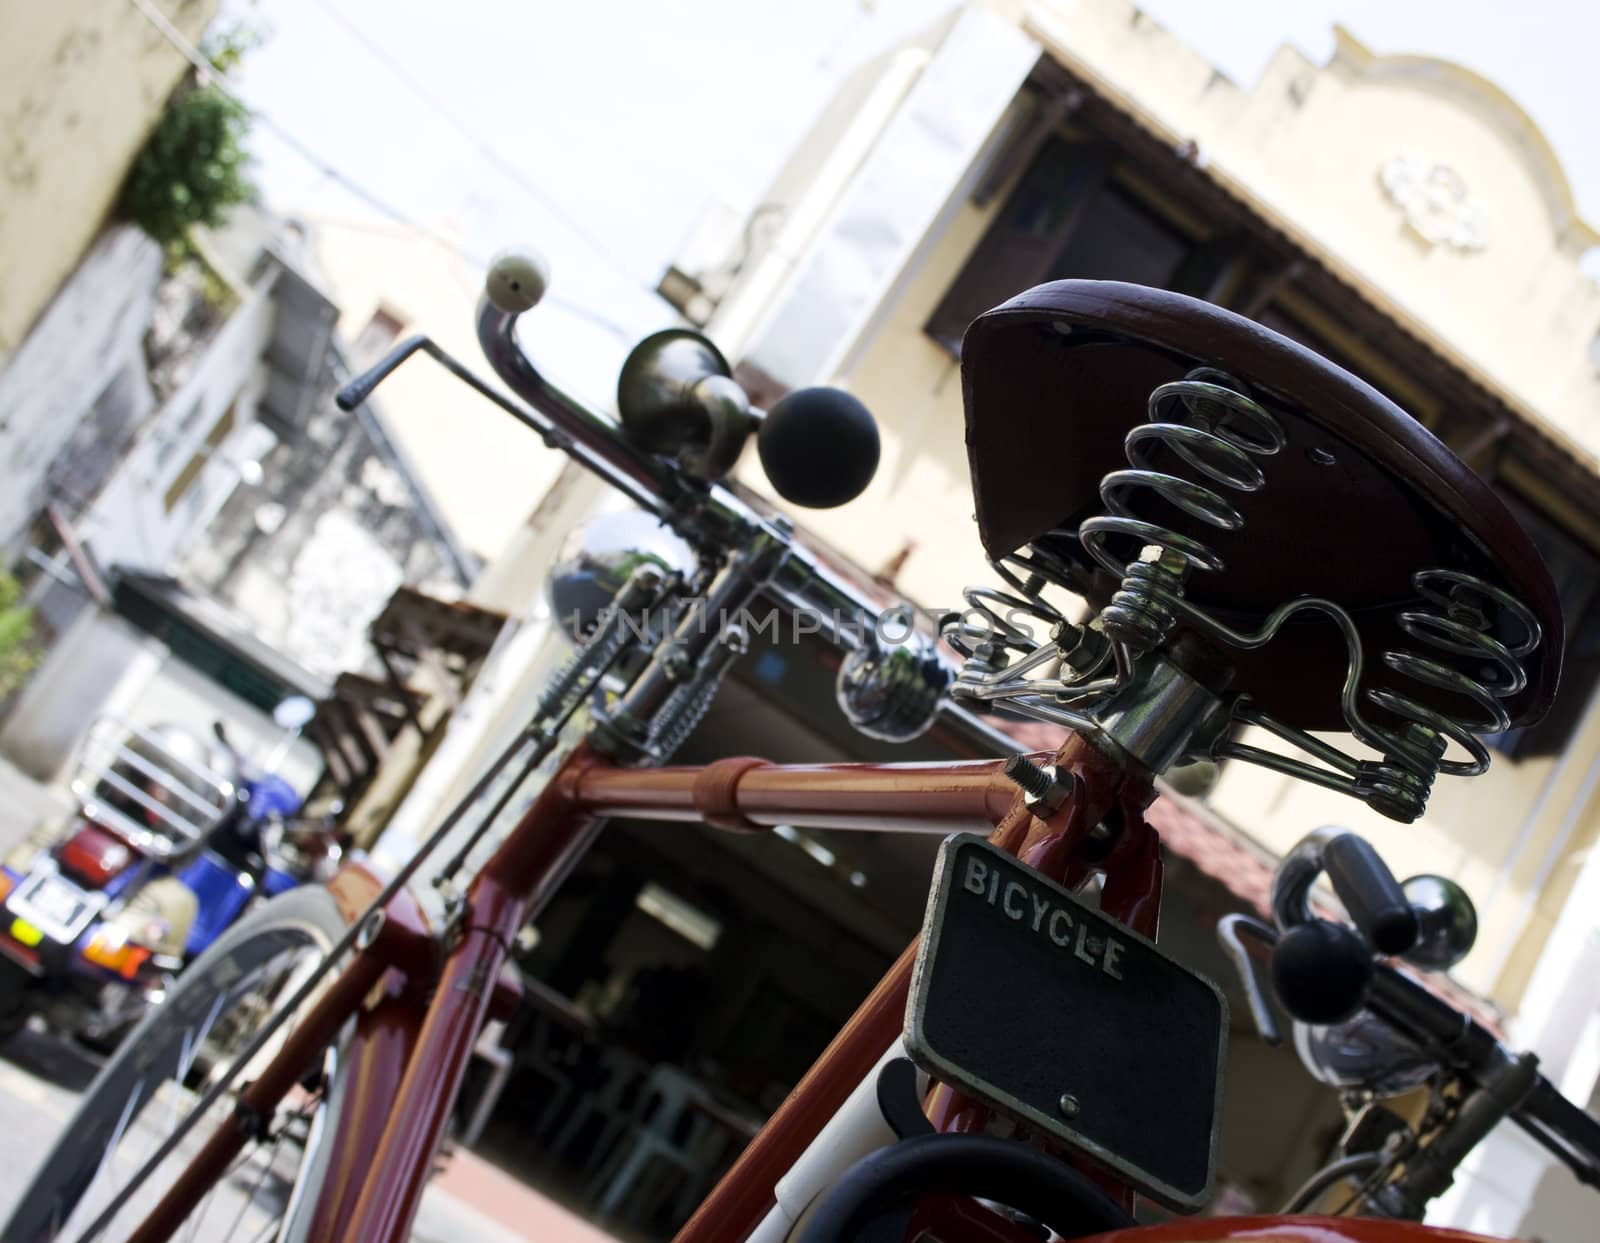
[{"left": 906, "top": 834, "right": 1227, "bottom": 1210}]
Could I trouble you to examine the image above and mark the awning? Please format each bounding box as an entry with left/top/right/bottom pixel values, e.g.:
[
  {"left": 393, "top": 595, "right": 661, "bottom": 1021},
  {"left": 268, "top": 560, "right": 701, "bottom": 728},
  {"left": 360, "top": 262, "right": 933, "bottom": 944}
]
[{"left": 111, "top": 570, "right": 329, "bottom": 713}]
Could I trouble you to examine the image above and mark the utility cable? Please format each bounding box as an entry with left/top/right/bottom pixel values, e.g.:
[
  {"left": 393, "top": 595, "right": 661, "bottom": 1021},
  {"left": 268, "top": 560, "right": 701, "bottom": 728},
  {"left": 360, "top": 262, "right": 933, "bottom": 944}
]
[
  {"left": 304, "top": 0, "right": 654, "bottom": 291},
  {"left": 124, "top": 0, "right": 644, "bottom": 342}
]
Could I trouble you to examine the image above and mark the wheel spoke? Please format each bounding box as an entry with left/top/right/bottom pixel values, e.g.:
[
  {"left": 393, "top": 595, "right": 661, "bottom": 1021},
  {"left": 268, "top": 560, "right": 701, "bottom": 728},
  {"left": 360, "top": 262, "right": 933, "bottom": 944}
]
[
  {"left": 82, "top": 1077, "right": 147, "bottom": 1214},
  {"left": 221, "top": 1126, "right": 291, "bottom": 1242},
  {"left": 181, "top": 991, "right": 230, "bottom": 1086}
]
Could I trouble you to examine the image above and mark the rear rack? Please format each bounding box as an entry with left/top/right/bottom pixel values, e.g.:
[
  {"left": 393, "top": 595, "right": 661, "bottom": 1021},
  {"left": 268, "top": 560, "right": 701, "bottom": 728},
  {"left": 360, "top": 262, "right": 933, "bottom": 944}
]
[{"left": 69, "top": 718, "right": 236, "bottom": 860}]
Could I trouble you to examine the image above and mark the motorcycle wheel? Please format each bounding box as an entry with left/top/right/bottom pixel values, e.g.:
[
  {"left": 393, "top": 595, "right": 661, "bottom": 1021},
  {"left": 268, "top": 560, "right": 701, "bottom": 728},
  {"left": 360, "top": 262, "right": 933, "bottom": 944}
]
[
  {"left": 0, "top": 955, "right": 33, "bottom": 1041},
  {"left": 3, "top": 885, "right": 352, "bottom": 1243}
]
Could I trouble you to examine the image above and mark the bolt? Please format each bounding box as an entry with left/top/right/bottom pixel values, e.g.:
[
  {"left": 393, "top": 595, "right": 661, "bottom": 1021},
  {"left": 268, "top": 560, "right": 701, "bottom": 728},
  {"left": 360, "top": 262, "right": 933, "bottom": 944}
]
[
  {"left": 1003, "top": 755, "right": 1055, "bottom": 800},
  {"left": 1003, "top": 755, "right": 1074, "bottom": 817},
  {"left": 1058, "top": 1092, "right": 1081, "bottom": 1119}
]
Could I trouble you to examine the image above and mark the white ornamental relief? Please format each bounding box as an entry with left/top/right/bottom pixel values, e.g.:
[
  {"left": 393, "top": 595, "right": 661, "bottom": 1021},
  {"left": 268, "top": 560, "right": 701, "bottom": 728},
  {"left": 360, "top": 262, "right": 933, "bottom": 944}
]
[{"left": 1378, "top": 155, "right": 1489, "bottom": 253}]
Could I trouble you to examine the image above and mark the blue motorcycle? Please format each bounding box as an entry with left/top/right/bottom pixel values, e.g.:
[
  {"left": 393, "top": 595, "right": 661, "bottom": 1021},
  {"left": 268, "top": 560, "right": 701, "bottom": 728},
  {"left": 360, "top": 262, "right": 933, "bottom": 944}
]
[{"left": 0, "top": 716, "right": 339, "bottom": 1049}]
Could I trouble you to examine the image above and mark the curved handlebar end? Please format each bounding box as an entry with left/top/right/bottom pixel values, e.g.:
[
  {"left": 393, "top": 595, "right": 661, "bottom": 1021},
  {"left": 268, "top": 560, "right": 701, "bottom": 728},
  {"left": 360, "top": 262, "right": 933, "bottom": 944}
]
[
  {"left": 486, "top": 249, "right": 550, "bottom": 315},
  {"left": 335, "top": 369, "right": 384, "bottom": 412},
  {"left": 1324, "top": 834, "right": 1419, "bottom": 955}
]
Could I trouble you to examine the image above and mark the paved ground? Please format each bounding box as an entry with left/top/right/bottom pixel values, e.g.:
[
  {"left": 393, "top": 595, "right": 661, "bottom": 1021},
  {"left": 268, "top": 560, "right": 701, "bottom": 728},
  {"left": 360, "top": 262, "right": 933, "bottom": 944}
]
[{"left": 0, "top": 1022, "right": 617, "bottom": 1242}]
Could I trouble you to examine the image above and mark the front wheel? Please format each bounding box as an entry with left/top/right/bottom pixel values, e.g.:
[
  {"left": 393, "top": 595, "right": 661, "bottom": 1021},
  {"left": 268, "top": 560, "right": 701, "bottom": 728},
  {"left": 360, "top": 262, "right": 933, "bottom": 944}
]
[{"left": 4, "top": 885, "right": 352, "bottom": 1243}]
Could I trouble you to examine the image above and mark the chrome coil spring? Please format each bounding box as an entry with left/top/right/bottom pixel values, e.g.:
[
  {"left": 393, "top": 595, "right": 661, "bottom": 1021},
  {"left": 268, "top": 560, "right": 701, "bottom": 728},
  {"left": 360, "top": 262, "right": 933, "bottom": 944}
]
[
  {"left": 1357, "top": 569, "right": 1542, "bottom": 819},
  {"left": 941, "top": 544, "right": 1080, "bottom": 664},
  {"left": 1079, "top": 368, "right": 1287, "bottom": 649},
  {"left": 938, "top": 364, "right": 1542, "bottom": 825}
]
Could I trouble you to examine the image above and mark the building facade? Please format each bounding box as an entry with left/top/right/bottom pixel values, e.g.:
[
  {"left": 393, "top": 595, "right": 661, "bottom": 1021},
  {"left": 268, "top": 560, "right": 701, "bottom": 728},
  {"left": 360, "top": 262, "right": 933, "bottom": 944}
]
[
  {"left": 0, "top": 0, "right": 219, "bottom": 365},
  {"left": 656, "top": 2, "right": 1600, "bottom": 1235},
  {"left": 218, "top": 2, "right": 1600, "bottom": 1235}
]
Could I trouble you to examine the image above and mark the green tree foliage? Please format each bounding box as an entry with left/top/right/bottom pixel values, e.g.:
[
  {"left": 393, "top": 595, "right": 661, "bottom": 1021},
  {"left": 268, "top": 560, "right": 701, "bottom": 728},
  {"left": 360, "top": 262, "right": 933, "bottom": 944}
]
[
  {"left": 0, "top": 573, "right": 39, "bottom": 701},
  {"left": 201, "top": 20, "right": 265, "bottom": 75},
  {"left": 116, "top": 84, "right": 255, "bottom": 250}
]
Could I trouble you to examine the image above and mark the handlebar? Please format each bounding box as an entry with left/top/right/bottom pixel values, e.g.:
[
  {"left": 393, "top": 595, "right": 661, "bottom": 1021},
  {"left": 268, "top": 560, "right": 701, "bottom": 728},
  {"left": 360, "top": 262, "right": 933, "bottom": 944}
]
[
  {"left": 1224, "top": 826, "right": 1600, "bottom": 1211},
  {"left": 1515, "top": 1076, "right": 1600, "bottom": 1192},
  {"left": 1270, "top": 826, "right": 1417, "bottom": 954},
  {"left": 336, "top": 258, "right": 1022, "bottom": 757},
  {"left": 476, "top": 298, "right": 688, "bottom": 519}
]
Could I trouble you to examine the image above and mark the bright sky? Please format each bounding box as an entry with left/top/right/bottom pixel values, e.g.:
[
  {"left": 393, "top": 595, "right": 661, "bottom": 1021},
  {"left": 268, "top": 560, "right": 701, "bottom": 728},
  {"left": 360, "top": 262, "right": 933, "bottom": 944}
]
[
  {"left": 227, "top": 0, "right": 1600, "bottom": 382},
  {"left": 227, "top": 0, "right": 954, "bottom": 400}
]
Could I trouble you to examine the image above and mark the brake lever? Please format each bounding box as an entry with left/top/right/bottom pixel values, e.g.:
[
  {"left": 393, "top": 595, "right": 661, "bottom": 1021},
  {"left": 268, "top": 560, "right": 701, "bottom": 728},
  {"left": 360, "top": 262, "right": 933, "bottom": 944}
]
[{"left": 1217, "top": 914, "right": 1282, "bottom": 1045}]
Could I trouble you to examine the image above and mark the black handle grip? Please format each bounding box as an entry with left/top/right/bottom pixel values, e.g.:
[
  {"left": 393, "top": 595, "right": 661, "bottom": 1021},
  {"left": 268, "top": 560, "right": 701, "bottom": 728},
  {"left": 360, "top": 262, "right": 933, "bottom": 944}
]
[
  {"left": 335, "top": 335, "right": 432, "bottom": 411},
  {"left": 757, "top": 387, "right": 880, "bottom": 508},
  {"left": 1270, "top": 919, "right": 1373, "bottom": 1025},
  {"left": 1514, "top": 1075, "right": 1600, "bottom": 1189},
  {"left": 1324, "top": 834, "right": 1418, "bottom": 955}
]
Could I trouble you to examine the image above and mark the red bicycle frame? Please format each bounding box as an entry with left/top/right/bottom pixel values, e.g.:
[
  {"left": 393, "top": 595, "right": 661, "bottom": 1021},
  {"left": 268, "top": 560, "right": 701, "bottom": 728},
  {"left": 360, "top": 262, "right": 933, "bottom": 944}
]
[{"left": 123, "top": 724, "right": 1165, "bottom": 1243}]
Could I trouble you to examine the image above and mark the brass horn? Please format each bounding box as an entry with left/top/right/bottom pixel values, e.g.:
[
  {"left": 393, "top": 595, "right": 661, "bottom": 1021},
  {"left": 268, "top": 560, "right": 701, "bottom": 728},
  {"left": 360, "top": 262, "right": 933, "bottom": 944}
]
[{"left": 616, "top": 329, "right": 753, "bottom": 480}]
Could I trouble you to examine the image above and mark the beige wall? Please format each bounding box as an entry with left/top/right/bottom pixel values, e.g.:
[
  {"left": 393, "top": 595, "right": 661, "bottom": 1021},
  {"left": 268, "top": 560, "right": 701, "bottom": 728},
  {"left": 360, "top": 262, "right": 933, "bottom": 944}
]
[
  {"left": 306, "top": 216, "right": 572, "bottom": 563},
  {"left": 709, "top": 0, "right": 1600, "bottom": 1012},
  {"left": 0, "top": 0, "right": 218, "bottom": 363}
]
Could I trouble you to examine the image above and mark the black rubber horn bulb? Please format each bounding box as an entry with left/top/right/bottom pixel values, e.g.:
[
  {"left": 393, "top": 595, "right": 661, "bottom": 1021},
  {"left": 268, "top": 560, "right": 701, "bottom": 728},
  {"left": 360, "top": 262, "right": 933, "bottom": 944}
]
[
  {"left": 1270, "top": 920, "right": 1373, "bottom": 1026},
  {"left": 757, "top": 386, "right": 880, "bottom": 508}
]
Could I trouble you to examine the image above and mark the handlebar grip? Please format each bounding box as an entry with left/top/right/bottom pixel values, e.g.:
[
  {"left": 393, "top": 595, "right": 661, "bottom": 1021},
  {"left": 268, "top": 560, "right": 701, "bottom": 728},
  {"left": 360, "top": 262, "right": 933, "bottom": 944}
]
[
  {"left": 485, "top": 250, "right": 549, "bottom": 314},
  {"left": 1324, "top": 834, "right": 1418, "bottom": 955},
  {"left": 336, "top": 335, "right": 429, "bottom": 411}
]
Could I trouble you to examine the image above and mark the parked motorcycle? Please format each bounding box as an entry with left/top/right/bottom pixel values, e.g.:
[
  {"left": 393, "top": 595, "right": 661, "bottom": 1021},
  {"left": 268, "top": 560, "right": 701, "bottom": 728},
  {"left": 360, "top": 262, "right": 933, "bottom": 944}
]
[{"left": 0, "top": 714, "right": 341, "bottom": 1048}]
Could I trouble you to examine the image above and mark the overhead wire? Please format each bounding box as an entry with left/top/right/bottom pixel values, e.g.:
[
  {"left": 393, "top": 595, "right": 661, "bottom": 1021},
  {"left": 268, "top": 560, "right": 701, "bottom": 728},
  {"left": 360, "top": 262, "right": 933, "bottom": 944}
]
[
  {"left": 303, "top": 0, "right": 654, "bottom": 291},
  {"left": 123, "top": 0, "right": 643, "bottom": 342}
]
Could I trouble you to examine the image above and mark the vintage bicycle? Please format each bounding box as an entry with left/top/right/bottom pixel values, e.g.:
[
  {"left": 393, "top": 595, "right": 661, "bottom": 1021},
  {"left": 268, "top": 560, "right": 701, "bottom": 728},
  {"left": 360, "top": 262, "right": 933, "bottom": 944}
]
[{"left": 7, "top": 257, "right": 1599, "bottom": 1242}]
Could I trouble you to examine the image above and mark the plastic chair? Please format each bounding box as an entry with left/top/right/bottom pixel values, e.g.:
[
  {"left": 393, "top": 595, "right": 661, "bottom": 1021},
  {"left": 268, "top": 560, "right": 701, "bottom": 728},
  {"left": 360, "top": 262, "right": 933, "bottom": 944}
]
[{"left": 586, "top": 1064, "right": 736, "bottom": 1226}]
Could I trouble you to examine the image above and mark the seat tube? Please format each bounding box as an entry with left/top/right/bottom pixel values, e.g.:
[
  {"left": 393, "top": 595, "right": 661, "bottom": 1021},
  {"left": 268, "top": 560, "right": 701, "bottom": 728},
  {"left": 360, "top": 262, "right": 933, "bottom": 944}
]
[{"left": 301, "top": 981, "right": 427, "bottom": 1243}]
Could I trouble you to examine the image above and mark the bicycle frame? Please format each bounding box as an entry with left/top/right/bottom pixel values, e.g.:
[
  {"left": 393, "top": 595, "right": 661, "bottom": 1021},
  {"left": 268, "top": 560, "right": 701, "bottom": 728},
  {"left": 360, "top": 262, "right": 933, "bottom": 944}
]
[{"left": 122, "top": 725, "right": 1162, "bottom": 1243}]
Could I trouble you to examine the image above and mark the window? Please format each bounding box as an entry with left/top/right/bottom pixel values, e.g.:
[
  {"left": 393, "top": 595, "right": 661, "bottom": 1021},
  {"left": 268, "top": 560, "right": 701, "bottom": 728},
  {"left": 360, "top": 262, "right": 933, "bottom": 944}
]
[
  {"left": 926, "top": 138, "right": 1200, "bottom": 350},
  {"left": 351, "top": 305, "right": 408, "bottom": 366},
  {"left": 1044, "top": 185, "right": 1191, "bottom": 287}
]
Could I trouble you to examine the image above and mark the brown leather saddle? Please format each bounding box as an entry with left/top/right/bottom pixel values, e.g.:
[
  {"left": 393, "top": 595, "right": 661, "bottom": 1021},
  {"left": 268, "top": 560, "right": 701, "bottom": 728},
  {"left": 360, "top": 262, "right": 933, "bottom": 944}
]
[{"left": 960, "top": 281, "right": 1562, "bottom": 732}]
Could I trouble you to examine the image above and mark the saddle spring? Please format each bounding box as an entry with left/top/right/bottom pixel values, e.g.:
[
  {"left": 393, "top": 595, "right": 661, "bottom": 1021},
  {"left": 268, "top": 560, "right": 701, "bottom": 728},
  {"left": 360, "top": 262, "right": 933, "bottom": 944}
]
[
  {"left": 1080, "top": 367, "right": 1286, "bottom": 651},
  {"left": 1351, "top": 569, "right": 1542, "bottom": 820},
  {"left": 944, "top": 368, "right": 1544, "bottom": 824}
]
